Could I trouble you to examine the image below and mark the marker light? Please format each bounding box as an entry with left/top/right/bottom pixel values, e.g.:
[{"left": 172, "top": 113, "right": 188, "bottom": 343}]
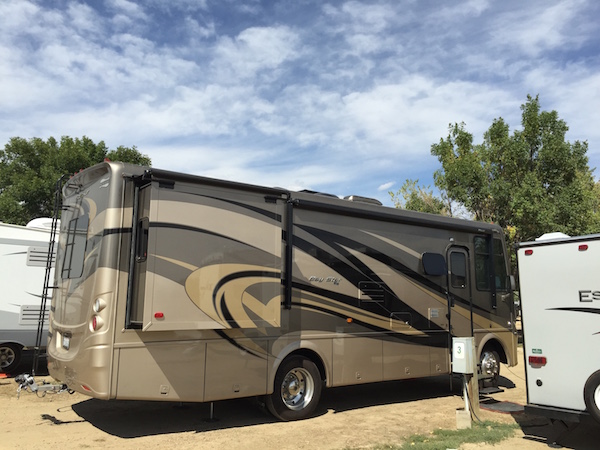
[
  {"left": 528, "top": 356, "right": 547, "bottom": 367},
  {"left": 91, "top": 315, "right": 104, "bottom": 331},
  {"left": 579, "top": 244, "right": 589, "bottom": 251},
  {"left": 524, "top": 249, "right": 534, "bottom": 256},
  {"left": 93, "top": 298, "right": 107, "bottom": 313},
  {"left": 154, "top": 312, "right": 164, "bottom": 319}
]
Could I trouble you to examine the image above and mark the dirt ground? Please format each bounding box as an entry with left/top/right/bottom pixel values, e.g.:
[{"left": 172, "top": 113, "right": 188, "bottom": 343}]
[{"left": 2, "top": 347, "right": 599, "bottom": 450}]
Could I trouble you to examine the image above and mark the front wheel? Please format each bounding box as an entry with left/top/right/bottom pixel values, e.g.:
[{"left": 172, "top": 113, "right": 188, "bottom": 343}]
[
  {"left": 0, "top": 343, "right": 22, "bottom": 373},
  {"left": 266, "top": 356, "right": 322, "bottom": 421},
  {"left": 584, "top": 371, "right": 600, "bottom": 423}
]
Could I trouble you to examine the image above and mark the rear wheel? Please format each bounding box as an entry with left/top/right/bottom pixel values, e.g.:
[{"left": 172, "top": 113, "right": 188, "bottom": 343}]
[
  {"left": 480, "top": 349, "right": 500, "bottom": 388},
  {"left": 266, "top": 356, "right": 322, "bottom": 421},
  {"left": 584, "top": 371, "right": 600, "bottom": 423},
  {"left": 0, "top": 343, "right": 22, "bottom": 373}
]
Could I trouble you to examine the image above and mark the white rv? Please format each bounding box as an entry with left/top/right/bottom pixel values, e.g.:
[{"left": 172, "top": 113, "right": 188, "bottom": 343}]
[
  {"left": 0, "top": 219, "right": 54, "bottom": 373},
  {"left": 518, "top": 233, "right": 600, "bottom": 423}
]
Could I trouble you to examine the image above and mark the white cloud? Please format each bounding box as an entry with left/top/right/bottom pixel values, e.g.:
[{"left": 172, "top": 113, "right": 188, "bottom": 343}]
[
  {"left": 147, "top": 0, "right": 209, "bottom": 13},
  {"left": 490, "top": 0, "right": 590, "bottom": 57},
  {"left": 378, "top": 182, "right": 395, "bottom": 191},
  {"left": 324, "top": 1, "right": 399, "bottom": 34},
  {"left": 183, "top": 16, "right": 215, "bottom": 40},
  {"left": 432, "top": 0, "right": 491, "bottom": 20},
  {"left": 107, "top": 0, "right": 148, "bottom": 19},
  {"left": 67, "top": 2, "right": 103, "bottom": 36},
  {"left": 0, "top": 0, "right": 598, "bottom": 207},
  {"left": 211, "top": 26, "right": 300, "bottom": 82}
]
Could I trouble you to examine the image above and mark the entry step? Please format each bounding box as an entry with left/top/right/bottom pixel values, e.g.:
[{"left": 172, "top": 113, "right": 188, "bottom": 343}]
[{"left": 479, "top": 386, "right": 504, "bottom": 395}]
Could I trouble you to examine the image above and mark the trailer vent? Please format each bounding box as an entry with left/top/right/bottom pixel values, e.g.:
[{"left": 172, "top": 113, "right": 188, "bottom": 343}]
[
  {"left": 300, "top": 189, "right": 338, "bottom": 198},
  {"left": 344, "top": 195, "right": 382, "bottom": 206},
  {"left": 358, "top": 281, "right": 384, "bottom": 302},
  {"left": 27, "top": 246, "right": 56, "bottom": 267},
  {"left": 19, "top": 305, "right": 50, "bottom": 325}
]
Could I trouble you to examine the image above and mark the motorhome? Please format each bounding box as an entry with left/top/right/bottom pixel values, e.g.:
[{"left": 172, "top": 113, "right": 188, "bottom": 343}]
[
  {"left": 47, "top": 162, "right": 518, "bottom": 420},
  {"left": 518, "top": 233, "right": 600, "bottom": 423},
  {"left": 0, "top": 219, "right": 54, "bottom": 373}
]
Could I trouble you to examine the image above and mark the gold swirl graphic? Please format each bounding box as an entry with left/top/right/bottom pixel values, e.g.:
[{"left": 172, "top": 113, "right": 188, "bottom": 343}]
[{"left": 185, "top": 263, "right": 281, "bottom": 328}]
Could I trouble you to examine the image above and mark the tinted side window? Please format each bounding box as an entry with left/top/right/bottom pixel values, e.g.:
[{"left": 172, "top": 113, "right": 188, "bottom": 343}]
[
  {"left": 474, "top": 236, "right": 508, "bottom": 292},
  {"left": 450, "top": 252, "right": 467, "bottom": 288}
]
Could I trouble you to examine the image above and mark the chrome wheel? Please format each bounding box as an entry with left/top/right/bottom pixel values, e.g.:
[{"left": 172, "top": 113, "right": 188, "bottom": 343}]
[
  {"left": 480, "top": 349, "right": 500, "bottom": 388},
  {"left": 480, "top": 351, "right": 499, "bottom": 379},
  {"left": 281, "top": 367, "right": 315, "bottom": 411},
  {"left": 266, "top": 356, "right": 322, "bottom": 421}
]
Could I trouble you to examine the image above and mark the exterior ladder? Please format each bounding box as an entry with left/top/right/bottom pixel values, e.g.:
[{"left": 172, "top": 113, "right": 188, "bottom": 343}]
[{"left": 32, "top": 176, "right": 66, "bottom": 376}]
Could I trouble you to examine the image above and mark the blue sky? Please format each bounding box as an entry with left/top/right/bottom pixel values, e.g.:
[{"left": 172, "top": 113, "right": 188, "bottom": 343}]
[{"left": 1, "top": 0, "right": 599, "bottom": 206}]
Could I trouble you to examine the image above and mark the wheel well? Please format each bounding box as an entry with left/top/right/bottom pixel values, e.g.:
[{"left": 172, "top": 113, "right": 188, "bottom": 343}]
[
  {"left": 480, "top": 339, "right": 507, "bottom": 364},
  {"left": 287, "top": 348, "right": 327, "bottom": 383},
  {"left": 0, "top": 342, "right": 23, "bottom": 350}
]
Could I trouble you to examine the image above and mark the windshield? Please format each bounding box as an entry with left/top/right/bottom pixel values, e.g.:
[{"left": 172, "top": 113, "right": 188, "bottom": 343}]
[{"left": 53, "top": 166, "right": 111, "bottom": 326}]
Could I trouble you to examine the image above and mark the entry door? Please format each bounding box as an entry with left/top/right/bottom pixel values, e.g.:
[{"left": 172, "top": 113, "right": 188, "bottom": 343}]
[{"left": 447, "top": 247, "right": 473, "bottom": 337}]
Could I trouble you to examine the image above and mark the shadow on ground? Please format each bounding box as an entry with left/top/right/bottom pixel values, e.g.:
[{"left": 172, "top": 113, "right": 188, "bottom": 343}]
[
  {"left": 70, "top": 374, "right": 463, "bottom": 439},
  {"left": 3, "top": 350, "right": 48, "bottom": 378},
  {"left": 509, "top": 409, "right": 600, "bottom": 449}
]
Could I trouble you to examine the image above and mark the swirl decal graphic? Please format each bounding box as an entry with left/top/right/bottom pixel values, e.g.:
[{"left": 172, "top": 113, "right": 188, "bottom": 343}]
[
  {"left": 548, "top": 307, "right": 600, "bottom": 335},
  {"left": 185, "top": 263, "right": 282, "bottom": 329}
]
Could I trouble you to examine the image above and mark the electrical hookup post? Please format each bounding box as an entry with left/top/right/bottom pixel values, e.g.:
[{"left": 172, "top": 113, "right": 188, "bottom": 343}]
[{"left": 452, "top": 337, "right": 479, "bottom": 428}]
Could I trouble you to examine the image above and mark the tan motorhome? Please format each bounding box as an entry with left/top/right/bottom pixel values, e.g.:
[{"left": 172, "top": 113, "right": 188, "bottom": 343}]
[{"left": 47, "top": 162, "right": 518, "bottom": 420}]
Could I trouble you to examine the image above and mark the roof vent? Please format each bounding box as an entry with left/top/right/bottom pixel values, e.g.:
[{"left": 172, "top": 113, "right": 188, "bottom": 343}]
[
  {"left": 535, "top": 232, "right": 570, "bottom": 241},
  {"left": 300, "top": 189, "right": 339, "bottom": 198},
  {"left": 26, "top": 217, "right": 55, "bottom": 229},
  {"left": 343, "top": 195, "right": 382, "bottom": 206}
]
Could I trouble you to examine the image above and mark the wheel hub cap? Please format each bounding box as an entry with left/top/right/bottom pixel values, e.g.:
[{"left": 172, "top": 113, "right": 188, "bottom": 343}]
[
  {"left": 481, "top": 352, "right": 498, "bottom": 376},
  {"left": 281, "top": 367, "right": 314, "bottom": 411},
  {"left": 0, "top": 348, "right": 15, "bottom": 368}
]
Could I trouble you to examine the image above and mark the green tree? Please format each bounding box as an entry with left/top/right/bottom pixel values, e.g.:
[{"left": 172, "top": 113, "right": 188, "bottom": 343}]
[
  {"left": 389, "top": 179, "right": 449, "bottom": 215},
  {"left": 0, "top": 136, "right": 151, "bottom": 225},
  {"left": 431, "top": 95, "right": 598, "bottom": 243},
  {"left": 107, "top": 145, "right": 151, "bottom": 166}
]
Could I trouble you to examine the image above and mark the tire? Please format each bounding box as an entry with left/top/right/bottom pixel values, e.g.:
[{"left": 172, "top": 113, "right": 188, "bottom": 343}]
[
  {"left": 584, "top": 371, "right": 600, "bottom": 423},
  {"left": 265, "top": 356, "right": 322, "bottom": 421},
  {"left": 480, "top": 349, "right": 500, "bottom": 388},
  {"left": 0, "top": 343, "right": 22, "bottom": 373}
]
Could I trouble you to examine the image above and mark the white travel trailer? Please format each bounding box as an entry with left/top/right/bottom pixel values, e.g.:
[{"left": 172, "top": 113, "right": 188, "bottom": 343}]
[
  {"left": 0, "top": 219, "right": 54, "bottom": 373},
  {"left": 518, "top": 233, "right": 600, "bottom": 423}
]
